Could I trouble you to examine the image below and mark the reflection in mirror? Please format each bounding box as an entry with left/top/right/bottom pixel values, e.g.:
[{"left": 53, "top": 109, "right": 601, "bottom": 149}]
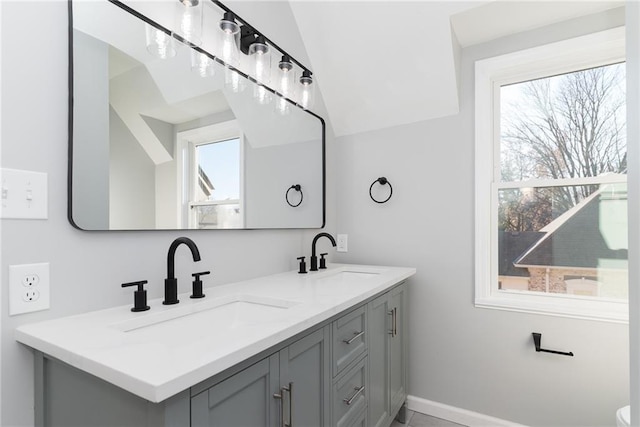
[{"left": 70, "top": 0, "right": 325, "bottom": 230}]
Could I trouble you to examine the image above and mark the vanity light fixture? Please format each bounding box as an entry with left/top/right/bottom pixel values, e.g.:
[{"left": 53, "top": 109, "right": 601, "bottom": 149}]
[
  {"left": 175, "top": 0, "right": 203, "bottom": 46},
  {"left": 248, "top": 35, "right": 271, "bottom": 83},
  {"left": 248, "top": 35, "right": 272, "bottom": 104},
  {"left": 213, "top": 0, "right": 316, "bottom": 109},
  {"left": 145, "top": 23, "right": 177, "bottom": 59},
  {"left": 299, "top": 70, "right": 315, "bottom": 110},
  {"left": 276, "top": 55, "right": 295, "bottom": 114},
  {"left": 218, "top": 11, "right": 240, "bottom": 66}
]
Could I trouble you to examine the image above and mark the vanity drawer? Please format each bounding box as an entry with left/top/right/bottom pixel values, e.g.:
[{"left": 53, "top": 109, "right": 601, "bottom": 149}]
[
  {"left": 346, "top": 408, "right": 367, "bottom": 427},
  {"left": 333, "top": 356, "right": 367, "bottom": 427},
  {"left": 333, "top": 306, "right": 367, "bottom": 376}
]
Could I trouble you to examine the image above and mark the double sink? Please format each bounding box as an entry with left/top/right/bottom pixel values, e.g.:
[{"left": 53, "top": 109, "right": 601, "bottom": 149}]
[{"left": 15, "top": 264, "right": 413, "bottom": 402}]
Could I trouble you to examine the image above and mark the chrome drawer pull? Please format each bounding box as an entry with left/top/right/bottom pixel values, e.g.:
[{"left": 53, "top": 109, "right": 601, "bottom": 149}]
[
  {"left": 273, "top": 388, "right": 285, "bottom": 427},
  {"left": 343, "top": 331, "right": 364, "bottom": 345},
  {"left": 392, "top": 307, "right": 398, "bottom": 337},
  {"left": 343, "top": 385, "right": 365, "bottom": 406},
  {"left": 387, "top": 308, "right": 397, "bottom": 337},
  {"left": 284, "top": 382, "right": 293, "bottom": 427}
]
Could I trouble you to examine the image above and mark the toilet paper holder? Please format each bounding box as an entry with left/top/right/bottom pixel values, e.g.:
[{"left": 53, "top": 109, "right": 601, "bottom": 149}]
[{"left": 532, "top": 332, "right": 574, "bottom": 357}]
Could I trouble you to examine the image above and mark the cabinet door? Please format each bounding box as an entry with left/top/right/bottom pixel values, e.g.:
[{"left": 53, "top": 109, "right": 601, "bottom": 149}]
[
  {"left": 368, "top": 293, "right": 391, "bottom": 427},
  {"left": 389, "top": 284, "right": 407, "bottom": 416},
  {"left": 191, "top": 355, "right": 279, "bottom": 427},
  {"left": 279, "top": 326, "right": 331, "bottom": 427}
]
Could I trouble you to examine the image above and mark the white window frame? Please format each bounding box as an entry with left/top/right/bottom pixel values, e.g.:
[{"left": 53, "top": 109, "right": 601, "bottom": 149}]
[
  {"left": 176, "top": 120, "right": 245, "bottom": 229},
  {"left": 474, "top": 27, "right": 628, "bottom": 323}
]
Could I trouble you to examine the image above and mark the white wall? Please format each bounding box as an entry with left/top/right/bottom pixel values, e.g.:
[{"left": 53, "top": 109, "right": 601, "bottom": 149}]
[
  {"left": 0, "top": 2, "right": 331, "bottom": 425},
  {"left": 334, "top": 9, "right": 629, "bottom": 427}
]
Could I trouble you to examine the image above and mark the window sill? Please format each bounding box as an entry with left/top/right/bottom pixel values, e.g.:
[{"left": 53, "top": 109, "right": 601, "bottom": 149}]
[{"left": 475, "top": 293, "right": 628, "bottom": 323}]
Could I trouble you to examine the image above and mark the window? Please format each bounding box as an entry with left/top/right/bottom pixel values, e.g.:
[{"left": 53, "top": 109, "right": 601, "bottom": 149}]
[
  {"left": 475, "top": 27, "right": 627, "bottom": 322},
  {"left": 189, "top": 137, "right": 241, "bottom": 229},
  {"left": 176, "top": 121, "right": 244, "bottom": 229}
]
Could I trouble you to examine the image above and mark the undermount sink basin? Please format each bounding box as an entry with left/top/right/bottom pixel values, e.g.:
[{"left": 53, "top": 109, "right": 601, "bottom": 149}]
[
  {"left": 315, "top": 268, "right": 385, "bottom": 283},
  {"left": 112, "top": 294, "right": 300, "bottom": 333}
]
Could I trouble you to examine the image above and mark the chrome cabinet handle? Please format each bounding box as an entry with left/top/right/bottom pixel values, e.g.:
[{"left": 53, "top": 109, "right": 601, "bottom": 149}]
[
  {"left": 284, "top": 382, "right": 293, "bottom": 427},
  {"left": 343, "top": 331, "right": 364, "bottom": 345},
  {"left": 393, "top": 307, "right": 398, "bottom": 337},
  {"left": 273, "top": 388, "right": 285, "bottom": 427},
  {"left": 388, "top": 308, "right": 398, "bottom": 337},
  {"left": 343, "top": 385, "right": 365, "bottom": 406}
]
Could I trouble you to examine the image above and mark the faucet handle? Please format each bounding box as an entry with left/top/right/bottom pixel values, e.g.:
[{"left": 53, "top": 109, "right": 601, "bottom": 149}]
[
  {"left": 121, "top": 280, "right": 150, "bottom": 312},
  {"left": 190, "top": 271, "right": 210, "bottom": 299},
  {"left": 319, "top": 253, "right": 328, "bottom": 269},
  {"left": 297, "top": 256, "right": 307, "bottom": 274}
]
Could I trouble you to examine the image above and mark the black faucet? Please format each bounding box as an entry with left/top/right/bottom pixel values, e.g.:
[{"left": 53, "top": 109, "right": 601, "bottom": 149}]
[
  {"left": 310, "top": 232, "right": 336, "bottom": 271},
  {"left": 164, "top": 237, "right": 201, "bottom": 305}
]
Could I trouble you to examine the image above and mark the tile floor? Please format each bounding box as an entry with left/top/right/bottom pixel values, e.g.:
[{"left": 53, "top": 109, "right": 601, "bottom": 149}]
[{"left": 390, "top": 410, "right": 467, "bottom": 427}]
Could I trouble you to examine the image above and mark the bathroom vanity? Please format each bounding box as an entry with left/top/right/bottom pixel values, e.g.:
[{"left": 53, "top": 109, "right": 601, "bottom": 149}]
[{"left": 16, "top": 264, "right": 415, "bottom": 427}]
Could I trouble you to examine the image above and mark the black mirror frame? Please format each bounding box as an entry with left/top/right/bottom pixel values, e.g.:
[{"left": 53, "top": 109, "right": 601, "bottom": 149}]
[{"left": 66, "top": 0, "right": 325, "bottom": 231}]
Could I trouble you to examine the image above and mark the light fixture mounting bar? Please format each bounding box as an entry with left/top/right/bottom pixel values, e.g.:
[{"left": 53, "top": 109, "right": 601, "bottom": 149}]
[{"left": 211, "top": 0, "right": 312, "bottom": 76}]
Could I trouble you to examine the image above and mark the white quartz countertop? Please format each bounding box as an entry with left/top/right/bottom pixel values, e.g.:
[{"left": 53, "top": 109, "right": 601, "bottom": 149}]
[{"left": 15, "top": 264, "right": 415, "bottom": 403}]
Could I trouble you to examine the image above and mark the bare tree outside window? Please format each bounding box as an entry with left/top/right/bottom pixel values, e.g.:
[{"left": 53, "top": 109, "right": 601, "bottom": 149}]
[
  {"left": 496, "top": 62, "right": 627, "bottom": 299},
  {"left": 499, "top": 63, "right": 626, "bottom": 232}
]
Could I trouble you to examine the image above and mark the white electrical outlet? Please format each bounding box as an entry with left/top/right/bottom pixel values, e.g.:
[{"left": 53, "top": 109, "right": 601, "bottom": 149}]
[
  {"left": 337, "top": 234, "right": 348, "bottom": 252},
  {"left": 9, "top": 263, "right": 50, "bottom": 315},
  {"left": 22, "top": 274, "right": 40, "bottom": 287}
]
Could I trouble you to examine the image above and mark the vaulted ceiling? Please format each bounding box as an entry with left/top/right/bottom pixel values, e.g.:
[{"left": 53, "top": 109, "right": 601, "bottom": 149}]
[{"left": 229, "top": 0, "right": 623, "bottom": 138}]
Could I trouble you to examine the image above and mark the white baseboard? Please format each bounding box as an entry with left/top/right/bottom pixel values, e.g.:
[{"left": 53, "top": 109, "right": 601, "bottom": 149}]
[{"left": 406, "top": 395, "right": 527, "bottom": 427}]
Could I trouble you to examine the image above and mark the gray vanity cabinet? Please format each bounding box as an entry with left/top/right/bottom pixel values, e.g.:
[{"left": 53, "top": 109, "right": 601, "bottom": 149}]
[
  {"left": 368, "top": 283, "right": 407, "bottom": 427},
  {"left": 33, "top": 281, "right": 408, "bottom": 427},
  {"left": 191, "top": 355, "right": 280, "bottom": 426},
  {"left": 191, "top": 326, "right": 331, "bottom": 427}
]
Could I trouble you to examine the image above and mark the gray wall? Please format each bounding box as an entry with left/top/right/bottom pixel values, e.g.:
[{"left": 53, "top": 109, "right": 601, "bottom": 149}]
[
  {"left": 109, "top": 107, "right": 156, "bottom": 229},
  {"left": 0, "top": 1, "right": 329, "bottom": 425},
  {"left": 333, "top": 9, "right": 629, "bottom": 427}
]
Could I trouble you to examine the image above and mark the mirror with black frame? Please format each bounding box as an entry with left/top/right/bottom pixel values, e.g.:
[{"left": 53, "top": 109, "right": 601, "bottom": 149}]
[{"left": 69, "top": 0, "right": 325, "bottom": 230}]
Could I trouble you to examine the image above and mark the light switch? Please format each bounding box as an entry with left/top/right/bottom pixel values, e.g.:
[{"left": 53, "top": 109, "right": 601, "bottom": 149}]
[
  {"left": 0, "top": 168, "right": 48, "bottom": 219},
  {"left": 337, "top": 234, "right": 348, "bottom": 252}
]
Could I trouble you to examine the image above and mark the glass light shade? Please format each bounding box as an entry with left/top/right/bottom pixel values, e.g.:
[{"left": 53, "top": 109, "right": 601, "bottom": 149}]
[
  {"left": 145, "top": 24, "right": 177, "bottom": 59},
  {"left": 218, "top": 13, "right": 240, "bottom": 66},
  {"left": 275, "top": 56, "right": 295, "bottom": 115},
  {"left": 248, "top": 38, "right": 271, "bottom": 84},
  {"left": 191, "top": 50, "right": 215, "bottom": 77},
  {"left": 277, "top": 56, "right": 295, "bottom": 97},
  {"left": 174, "top": 0, "right": 203, "bottom": 46},
  {"left": 224, "top": 66, "right": 246, "bottom": 93},
  {"left": 299, "top": 71, "right": 314, "bottom": 110}
]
